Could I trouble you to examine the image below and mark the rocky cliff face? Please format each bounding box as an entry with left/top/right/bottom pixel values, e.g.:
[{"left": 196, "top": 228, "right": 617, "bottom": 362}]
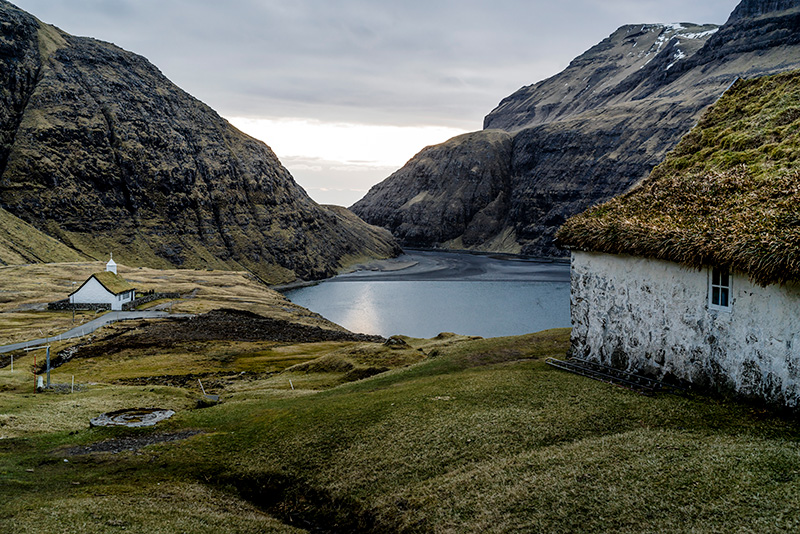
[
  {"left": 728, "top": 0, "right": 800, "bottom": 21},
  {"left": 0, "top": 1, "right": 398, "bottom": 281},
  {"left": 351, "top": 0, "right": 800, "bottom": 257},
  {"left": 348, "top": 131, "right": 515, "bottom": 250}
]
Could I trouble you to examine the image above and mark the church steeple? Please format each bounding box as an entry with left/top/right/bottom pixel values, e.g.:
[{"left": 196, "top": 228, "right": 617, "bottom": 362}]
[{"left": 106, "top": 253, "right": 117, "bottom": 274}]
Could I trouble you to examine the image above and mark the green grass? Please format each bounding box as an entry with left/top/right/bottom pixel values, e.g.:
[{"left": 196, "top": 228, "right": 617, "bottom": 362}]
[
  {"left": 4, "top": 328, "right": 799, "bottom": 532},
  {"left": 0, "top": 206, "right": 85, "bottom": 267}
]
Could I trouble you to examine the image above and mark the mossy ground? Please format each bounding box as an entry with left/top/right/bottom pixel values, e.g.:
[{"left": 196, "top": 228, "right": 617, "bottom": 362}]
[
  {"left": 1, "top": 266, "right": 799, "bottom": 532},
  {"left": 1, "top": 319, "right": 799, "bottom": 533}
]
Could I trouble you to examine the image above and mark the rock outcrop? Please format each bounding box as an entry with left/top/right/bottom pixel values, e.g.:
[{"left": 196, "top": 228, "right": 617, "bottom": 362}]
[
  {"left": 0, "top": 1, "right": 398, "bottom": 281},
  {"left": 351, "top": 0, "right": 800, "bottom": 257}
]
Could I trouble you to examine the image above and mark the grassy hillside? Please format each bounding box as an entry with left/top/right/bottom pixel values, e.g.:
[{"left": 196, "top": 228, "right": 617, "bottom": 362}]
[
  {"left": 1, "top": 313, "right": 799, "bottom": 532},
  {"left": 0, "top": 206, "right": 85, "bottom": 266}
]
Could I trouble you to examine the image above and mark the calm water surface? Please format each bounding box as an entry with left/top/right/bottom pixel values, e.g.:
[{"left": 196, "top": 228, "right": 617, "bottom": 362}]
[{"left": 285, "top": 251, "right": 571, "bottom": 339}]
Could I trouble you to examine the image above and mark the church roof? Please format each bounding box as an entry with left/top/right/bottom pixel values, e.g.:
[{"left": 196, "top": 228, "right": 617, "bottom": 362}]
[{"left": 70, "top": 271, "right": 135, "bottom": 296}]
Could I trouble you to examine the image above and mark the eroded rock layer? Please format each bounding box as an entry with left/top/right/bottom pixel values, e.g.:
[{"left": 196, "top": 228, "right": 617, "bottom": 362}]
[
  {"left": 0, "top": 1, "right": 398, "bottom": 280},
  {"left": 351, "top": 1, "right": 800, "bottom": 257}
]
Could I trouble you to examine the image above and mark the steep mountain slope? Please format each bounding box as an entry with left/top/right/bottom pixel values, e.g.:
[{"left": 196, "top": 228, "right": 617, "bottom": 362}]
[
  {"left": 351, "top": 0, "right": 800, "bottom": 257},
  {"left": 0, "top": 206, "right": 85, "bottom": 265},
  {"left": 482, "top": 22, "right": 720, "bottom": 132},
  {"left": 0, "top": 1, "right": 398, "bottom": 282}
]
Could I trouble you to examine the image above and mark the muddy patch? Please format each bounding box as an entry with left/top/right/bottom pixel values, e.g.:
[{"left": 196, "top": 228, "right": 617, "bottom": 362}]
[
  {"left": 115, "top": 371, "right": 257, "bottom": 389},
  {"left": 59, "top": 430, "right": 203, "bottom": 456}
]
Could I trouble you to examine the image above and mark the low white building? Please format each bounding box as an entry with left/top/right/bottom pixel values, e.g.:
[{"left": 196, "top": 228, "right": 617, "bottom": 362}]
[
  {"left": 69, "top": 256, "right": 136, "bottom": 311},
  {"left": 555, "top": 73, "right": 800, "bottom": 406},
  {"left": 566, "top": 252, "right": 799, "bottom": 403}
]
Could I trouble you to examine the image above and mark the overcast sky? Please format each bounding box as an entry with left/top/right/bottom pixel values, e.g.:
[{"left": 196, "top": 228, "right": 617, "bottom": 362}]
[{"left": 11, "top": 0, "right": 741, "bottom": 205}]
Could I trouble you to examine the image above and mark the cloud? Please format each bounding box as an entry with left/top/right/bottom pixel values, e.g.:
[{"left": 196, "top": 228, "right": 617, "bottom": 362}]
[
  {"left": 277, "top": 155, "right": 397, "bottom": 207},
  {"left": 229, "top": 117, "right": 466, "bottom": 167},
  {"left": 228, "top": 118, "right": 467, "bottom": 206},
  {"left": 10, "top": 0, "right": 742, "bottom": 205},
  {"left": 11, "top": 0, "right": 741, "bottom": 129}
]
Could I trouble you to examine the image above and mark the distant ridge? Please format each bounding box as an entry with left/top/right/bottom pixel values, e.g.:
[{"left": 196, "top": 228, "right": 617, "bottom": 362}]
[
  {"left": 727, "top": 0, "right": 800, "bottom": 21},
  {"left": 351, "top": 0, "right": 800, "bottom": 257},
  {"left": 0, "top": 1, "right": 398, "bottom": 282}
]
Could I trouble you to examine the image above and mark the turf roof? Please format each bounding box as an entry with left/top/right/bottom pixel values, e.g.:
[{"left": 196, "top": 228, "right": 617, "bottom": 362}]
[
  {"left": 79, "top": 271, "right": 135, "bottom": 295},
  {"left": 556, "top": 70, "right": 800, "bottom": 286}
]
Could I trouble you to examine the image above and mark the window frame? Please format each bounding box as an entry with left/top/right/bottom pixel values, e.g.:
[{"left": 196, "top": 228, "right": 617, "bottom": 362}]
[{"left": 708, "top": 266, "right": 732, "bottom": 312}]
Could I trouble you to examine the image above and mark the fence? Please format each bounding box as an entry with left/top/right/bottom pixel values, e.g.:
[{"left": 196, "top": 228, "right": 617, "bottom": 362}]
[{"left": 47, "top": 300, "right": 110, "bottom": 311}]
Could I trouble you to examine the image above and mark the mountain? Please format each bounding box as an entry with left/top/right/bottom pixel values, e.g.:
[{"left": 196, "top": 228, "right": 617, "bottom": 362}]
[
  {"left": 0, "top": 206, "right": 85, "bottom": 265},
  {"left": 351, "top": 0, "right": 800, "bottom": 257},
  {"left": 556, "top": 69, "right": 800, "bottom": 287},
  {"left": 0, "top": 1, "right": 398, "bottom": 282}
]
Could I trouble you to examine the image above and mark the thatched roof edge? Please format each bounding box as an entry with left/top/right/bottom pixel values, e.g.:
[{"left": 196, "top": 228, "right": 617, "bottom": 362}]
[{"left": 556, "top": 70, "right": 800, "bottom": 287}]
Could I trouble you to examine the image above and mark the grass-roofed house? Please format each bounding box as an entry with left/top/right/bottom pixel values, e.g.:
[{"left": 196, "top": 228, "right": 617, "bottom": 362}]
[
  {"left": 69, "top": 255, "right": 136, "bottom": 311},
  {"left": 556, "top": 71, "right": 800, "bottom": 406}
]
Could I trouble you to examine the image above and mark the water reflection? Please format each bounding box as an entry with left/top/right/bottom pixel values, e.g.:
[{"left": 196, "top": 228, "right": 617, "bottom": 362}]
[
  {"left": 286, "top": 251, "right": 571, "bottom": 338},
  {"left": 286, "top": 279, "right": 570, "bottom": 339},
  {"left": 337, "top": 283, "right": 386, "bottom": 335}
]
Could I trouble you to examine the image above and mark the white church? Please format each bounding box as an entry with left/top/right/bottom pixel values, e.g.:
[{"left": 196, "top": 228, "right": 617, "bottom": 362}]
[{"left": 69, "top": 255, "right": 137, "bottom": 311}]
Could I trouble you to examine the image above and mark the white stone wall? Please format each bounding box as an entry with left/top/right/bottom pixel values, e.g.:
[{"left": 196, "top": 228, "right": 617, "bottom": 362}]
[
  {"left": 70, "top": 277, "right": 133, "bottom": 311},
  {"left": 571, "top": 251, "right": 800, "bottom": 406}
]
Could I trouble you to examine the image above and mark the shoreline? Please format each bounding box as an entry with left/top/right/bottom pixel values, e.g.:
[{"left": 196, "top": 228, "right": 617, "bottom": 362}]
[
  {"left": 310, "top": 249, "right": 570, "bottom": 284},
  {"left": 274, "top": 249, "right": 571, "bottom": 292}
]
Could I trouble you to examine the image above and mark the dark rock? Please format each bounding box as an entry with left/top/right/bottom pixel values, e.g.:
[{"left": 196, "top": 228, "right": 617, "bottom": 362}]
[
  {"left": 727, "top": 0, "right": 800, "bottom": 22},
  {"left": 351, "top": 0, "right": 800, "bottom": 257},
  {"left": 384, "top": 335, "right": 410, "bottom": 348},
  {"left": 352, "top": 130, "right": 513, "bottom": 249},
  {"left": 0, "top": 1, "right": 398, "bottom": 280}
]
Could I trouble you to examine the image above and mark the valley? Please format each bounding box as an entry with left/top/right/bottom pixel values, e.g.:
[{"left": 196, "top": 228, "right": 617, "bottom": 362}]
[{"left": 1, "top": 0, "right": 800, "bottom": 531}]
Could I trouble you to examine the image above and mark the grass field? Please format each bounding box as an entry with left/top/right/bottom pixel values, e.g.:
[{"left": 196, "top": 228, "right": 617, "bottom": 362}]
[
  {"left": 0, "top": 261, "right": 342, "bottom": 346},
  {"left": 1, "top": 321, "right": 799, "bottom": 533},
  {"left": 1, "top": 264, "right": 799, "bottom": 532}
]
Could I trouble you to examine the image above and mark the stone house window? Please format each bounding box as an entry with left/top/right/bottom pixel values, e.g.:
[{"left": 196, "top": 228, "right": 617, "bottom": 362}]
[{"left": 709, "top": 266, "right": 731, "bottom": 311}]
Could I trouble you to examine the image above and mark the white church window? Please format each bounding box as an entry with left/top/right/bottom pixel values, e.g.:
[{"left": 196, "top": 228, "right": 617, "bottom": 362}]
[{"left": 709, "top": 267, "right": 731, "bottom": 310}]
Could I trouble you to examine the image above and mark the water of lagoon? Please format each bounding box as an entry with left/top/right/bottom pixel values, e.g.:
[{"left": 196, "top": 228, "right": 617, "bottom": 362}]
[{"left": 285, "top": 250, "right": 571, "bottom": 339}]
